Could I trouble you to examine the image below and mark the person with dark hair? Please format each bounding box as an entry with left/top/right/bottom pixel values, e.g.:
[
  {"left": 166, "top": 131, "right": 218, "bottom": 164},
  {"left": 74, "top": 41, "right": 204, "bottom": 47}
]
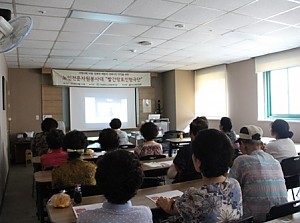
[
  {"left": 219, "top": 117, "right": 237, "bottom": 144},
  {"left": 109, "top": 118, "right": 129, "bottom": 145},
  {"left": 40, "top": 129, "right": 67, "bottom": 170},
  {"left": 31, "top": 117, "right": 58, "bottom": 156},
  {"left": 135, "top": 122, "right": 163, "bottom": 157},
  {"left": 77, "top": 150, "right": 152, "bottom": 223},
  {"left": 167, "top": 116, "right": 208, "bottom": 182},
  {"left": 230, "top": 125, "right": 287, "bottom": 222},
  {"left": 266, "top": 119, "right": 297, "bottom": 162},
  {"left": 157, "top": 129, "right": 243, "bottom": 222},
  {"left": 98, "top": 128, "right": 119, "bottom": 151},
  {"left": 52, "top": 130, "right": 96, "bottom": 189}
]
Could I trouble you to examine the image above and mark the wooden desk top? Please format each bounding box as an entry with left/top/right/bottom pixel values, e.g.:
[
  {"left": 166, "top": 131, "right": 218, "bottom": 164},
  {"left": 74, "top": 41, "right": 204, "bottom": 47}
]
[
  {"left": 265, "top": 212, "right": 300, "bottom": 222},
  {"left": 47, "top": 179, "right": 201, "bottom": 223},
  {"left": 34, "top": 157, "right": 174, "bottom": 183},
  {"left": 166, "top": 137, "right": 191, "bottom": 143}
]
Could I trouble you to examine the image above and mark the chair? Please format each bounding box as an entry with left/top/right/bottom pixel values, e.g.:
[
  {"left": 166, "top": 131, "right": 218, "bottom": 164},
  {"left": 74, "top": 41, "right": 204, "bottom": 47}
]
[
  {"left": 139, "top": 154, "right": 166, "bottom": 161},
  {"left": 52, "top": 185, "right": 103, "bottom": 198},
  {"left": 118, "top": 144, "right": 136, "bottom": 149},
  {"left": 280, "top": 156, "right": 300, "bottom": 200},
  {"left": 230, "top": 216, "right": 254, "bottom": 223},
  {"left": 161, "top": 130, "right": 186, "bottom": 157},
  {"left": 266, "top": 200, "right": 300, "bottom": 221}
]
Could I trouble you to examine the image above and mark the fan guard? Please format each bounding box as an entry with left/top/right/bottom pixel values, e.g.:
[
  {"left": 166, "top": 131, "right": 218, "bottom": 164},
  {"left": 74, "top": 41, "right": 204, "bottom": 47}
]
[{"left": 0, "top": 16, "right": 32, "bottom": 53}]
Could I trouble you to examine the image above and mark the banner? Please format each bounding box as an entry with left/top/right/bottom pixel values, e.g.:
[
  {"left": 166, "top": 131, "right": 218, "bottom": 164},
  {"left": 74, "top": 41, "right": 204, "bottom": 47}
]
[{"left": 52, "top": 70, "right": 151, "bottom": 87}]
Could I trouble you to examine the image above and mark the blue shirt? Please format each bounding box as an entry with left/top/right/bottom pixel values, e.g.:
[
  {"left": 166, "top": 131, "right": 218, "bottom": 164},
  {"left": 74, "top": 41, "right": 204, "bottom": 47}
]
[{"left": 77, "top": 200, "right": 153, "bottom": 223}]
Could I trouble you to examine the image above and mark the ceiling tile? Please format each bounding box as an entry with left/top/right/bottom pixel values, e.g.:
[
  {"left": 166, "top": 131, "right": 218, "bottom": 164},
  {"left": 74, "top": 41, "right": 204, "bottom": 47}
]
[
  {"left": 94, "top": 35, "right": 134, "bottom": 45},
  {"left": 123, "top": 0, "right": 185, "bottom": 19},
  {"left": 53, "top": 41, "right": 89, "bottom": 51},
  {"left": 28, "top": 15, "right": 65, "bottom": 30},
  {"left": 167, "top": 5, "right": 226, "bottom": 24},
  {"left": 235, "top": 0, "right": 300, "bottom": 19},
  {"left": 62, "top": 18, "right": 111, "bottom": 33},
  {"left": 192, "top": 0, "right": 256, "bottom": 11},
  {"left": 16, "top": 4, "right": 69, "bottom": 17},
  {"left": 57, "top": 32, "right": 99, "bottom": 43},
  {"left": 105, "top": 23, "right": 151, "bottom": 36},
  {"left": 20, "top": 39, "right": 54, "bottom": 49},
  {"left": 158, "top": 20, "right": 197, "bottom": 31},
  {"left": 267, "top": 7, "right": 300, "bottom": 25},
  {"left": 72, "top": 0, "right": 135, "bottom": 14},
  {"left": 173, "top": 30, "right": 217, "bottom": 43},
  {"left": 140, "top": 27, "right": 186, "bottom": 40},
  {"left": 15, "top": 0, "right": 73, "bottom": 8},
  {"left": 18, "top": 48, "right": 51, "bottom": 56},
  {"left": 26, "top": 30, "right": 59, "bottom": 41},
  {"left": 237, "top": 20, "right": 288, "bottom": 35},
  {"left": 50, "top": 49, "right": 81, "bottom": 57}
]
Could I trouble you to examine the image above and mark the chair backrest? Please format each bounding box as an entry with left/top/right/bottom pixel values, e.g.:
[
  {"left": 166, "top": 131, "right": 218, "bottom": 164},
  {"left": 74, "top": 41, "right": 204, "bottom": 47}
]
[
  {"left": 162, "top": 130, "right": 184, "bottom": 141},
  {"left": 139, "top": 154, "right": 166, "bottom": 161},
  {"left": 118, "top": 144, "right": 136, "bottom": 149},
  {"left": 266, "top": 200, "right": 300, "bottom": 221},
  {"left": 281, "top": 156, "right": 300, "bottom": 177},
  {"left": 52, "top": 185, "right": 102, "bottom": 198}
]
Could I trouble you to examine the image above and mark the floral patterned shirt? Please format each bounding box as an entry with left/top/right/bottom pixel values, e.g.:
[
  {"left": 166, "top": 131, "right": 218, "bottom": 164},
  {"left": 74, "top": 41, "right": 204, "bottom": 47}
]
[
  {"left": 138, "top": 142, "right": 163, "bottom": 157},
  {"left": 175, "top": 178, "right": 243, "bottom": 223}
]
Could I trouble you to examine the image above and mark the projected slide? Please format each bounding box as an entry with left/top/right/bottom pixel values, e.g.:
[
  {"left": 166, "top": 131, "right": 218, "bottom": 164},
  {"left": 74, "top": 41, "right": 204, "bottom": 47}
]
[
  {"left": 85, "top": 97, "right": 128, "bottom": 123},
  {"left": 70, "top": 87, "right": 136, "bottom": 131}
]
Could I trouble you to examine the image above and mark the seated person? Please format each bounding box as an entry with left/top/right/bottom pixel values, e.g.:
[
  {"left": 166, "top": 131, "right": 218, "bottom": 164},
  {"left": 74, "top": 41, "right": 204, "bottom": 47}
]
[
  {"left": 230, "top": 125, "right": 287, "bottom": 222},
  {"left": 40, "top": 129, "right": 67, "bottom": 170},
  {"left": 265, "top": 119, "right": 297, "bottom": 162},
  {"left": 167, "top": 116, "right": 208, "bottom": 183},
  {"left": 77, "top": 150, "right": 152, "bottom": 223},
  {"left": 31, "top": 117, "right": 58, "bottom": 156},
  {"left": 157, "top": 129, "right": 243, "bottom": 222},
  {"left": 109, "top": 118, "right": 130, "bottom": 145},
  {"left": 52, "top": 130, "right": 97, "bottom": 189},
  {"left": 135, "top": 122, "right": 163, "bottom": 157},
  {"left": 98, "top": 128, "right": 120, "bottom": 152}
]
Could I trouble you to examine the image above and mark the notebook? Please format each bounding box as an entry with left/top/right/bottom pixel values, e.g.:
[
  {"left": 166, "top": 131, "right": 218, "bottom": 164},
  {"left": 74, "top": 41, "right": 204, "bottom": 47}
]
[{"left": 146, "top": 190, "right": 183, "bottom": 203}]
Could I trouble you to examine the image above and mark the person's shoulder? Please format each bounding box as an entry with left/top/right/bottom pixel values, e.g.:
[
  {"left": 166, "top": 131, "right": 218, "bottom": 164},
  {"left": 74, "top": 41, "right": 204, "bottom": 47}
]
[{"left": 82, "top": 160, "right": 97, "bottom": 168}]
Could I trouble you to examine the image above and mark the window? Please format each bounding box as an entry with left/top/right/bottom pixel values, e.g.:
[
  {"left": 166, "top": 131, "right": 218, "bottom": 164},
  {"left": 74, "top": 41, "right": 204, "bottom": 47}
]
[
  {"left": 264, "top": 66, "right": 300, "bottom": 119},
  {"left": 195, "top": 65, "right": 227, "bottom": 119}
]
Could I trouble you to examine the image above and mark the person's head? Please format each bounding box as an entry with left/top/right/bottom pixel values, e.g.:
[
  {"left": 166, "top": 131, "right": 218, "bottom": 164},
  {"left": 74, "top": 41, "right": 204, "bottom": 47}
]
[
  {"left": 236, "top": 125, "right": 263, "bottom": 154},
  {"left": 46, "top": 129, "right": 65, "bottom": 149},
  {"left": 220, "top": 117, "right": 233, "bottom": 132},
  {"left": 41, "top": 118, "right": 58, "bottom": 132},
  {"left": 109, "top": 118, "right": 122, "bottom": 130},
  {"left": 140, "top": 122, "right": 158, "bottom": 141},
  {"left": 271, "top": 119, "right": 293, "bottom": 139},
  {"left": 96, "top": 149, "right": 144, "bottom": 204},
  {"left": 189, "top": 116, "right": 209, "bottom": 140},
  {"left": 98, "top": 128, "right": 119, "bottom": 151},
  {"left": 63, "top": 130, "right": 87, "bottom": 159},
  {"left": 192, "top": 129, "right": 233, "bottom": 178}
]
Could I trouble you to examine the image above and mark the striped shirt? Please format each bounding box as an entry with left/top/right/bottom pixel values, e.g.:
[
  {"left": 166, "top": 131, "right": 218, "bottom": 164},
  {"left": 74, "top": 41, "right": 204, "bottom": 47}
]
[{"left": 229, "top": 150, "right": 287, "bottom": 222}]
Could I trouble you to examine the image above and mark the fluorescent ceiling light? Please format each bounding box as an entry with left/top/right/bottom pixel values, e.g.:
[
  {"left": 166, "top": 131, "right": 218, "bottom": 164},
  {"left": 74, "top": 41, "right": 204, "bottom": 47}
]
[{"left": 70, "top": 10, "right": 162, "bottom": 26}]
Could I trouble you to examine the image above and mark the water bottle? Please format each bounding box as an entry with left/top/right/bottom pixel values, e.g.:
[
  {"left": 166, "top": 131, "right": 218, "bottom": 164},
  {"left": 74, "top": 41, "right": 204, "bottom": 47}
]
[{"left": 74, "top": 184, "right": 82, "bottom": 204}]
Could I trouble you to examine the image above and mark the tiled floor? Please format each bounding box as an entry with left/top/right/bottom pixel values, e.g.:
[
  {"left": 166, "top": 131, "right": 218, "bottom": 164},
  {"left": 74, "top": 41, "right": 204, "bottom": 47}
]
[{"left": 0, "top": 164, "right": 39, "bottom": 223}]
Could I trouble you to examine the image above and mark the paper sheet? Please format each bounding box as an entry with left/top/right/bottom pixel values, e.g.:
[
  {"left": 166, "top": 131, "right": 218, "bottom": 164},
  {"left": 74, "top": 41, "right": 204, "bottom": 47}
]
[
  {"left": 72, "top": 203, "right": 103, "bottom": 218},
  {"left": 142, "top": 160, "right": 173, "bottom": 168},
  {"left": 146, "top": 190, "right": 183, "bottom": 203}
]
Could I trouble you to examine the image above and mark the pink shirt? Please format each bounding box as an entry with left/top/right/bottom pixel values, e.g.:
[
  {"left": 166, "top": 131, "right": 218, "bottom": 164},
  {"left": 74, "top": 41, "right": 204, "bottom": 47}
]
[{"left": 40, "top": 148, "right": 67, "bottom": 170}]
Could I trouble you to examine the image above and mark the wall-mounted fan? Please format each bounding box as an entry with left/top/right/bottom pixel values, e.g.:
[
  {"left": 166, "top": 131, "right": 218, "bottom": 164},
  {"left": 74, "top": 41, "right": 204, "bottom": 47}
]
[{"left": 0, "top": 9, "right": 32, "bottom": 53}]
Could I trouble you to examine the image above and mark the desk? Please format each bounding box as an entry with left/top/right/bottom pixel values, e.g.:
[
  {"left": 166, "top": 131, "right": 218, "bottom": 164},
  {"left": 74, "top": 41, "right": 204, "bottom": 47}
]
[
  {"left": 166, "top": 138, "right": 191, "bottom": 157},
  {"left": 47, "top": 179, "right": 201, "bottom": 223},
  {"left": 265, "top": 212, "right": 300, "bottom": 222}
]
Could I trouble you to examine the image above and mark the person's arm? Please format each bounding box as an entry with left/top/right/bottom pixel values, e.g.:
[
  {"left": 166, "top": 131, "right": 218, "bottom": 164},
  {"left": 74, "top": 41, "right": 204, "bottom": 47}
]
[
  {"left": 167, "top": 163, "right": 178, "bottom": 179},
  {"left": 156, "top": 197, "right": 179, "bottom": 215}
]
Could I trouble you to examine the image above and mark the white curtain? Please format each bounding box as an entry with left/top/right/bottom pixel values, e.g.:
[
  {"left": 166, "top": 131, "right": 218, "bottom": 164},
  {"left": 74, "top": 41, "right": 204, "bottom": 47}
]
[{"left": 195, "top": 65, "right": 227, "bottom": 119}]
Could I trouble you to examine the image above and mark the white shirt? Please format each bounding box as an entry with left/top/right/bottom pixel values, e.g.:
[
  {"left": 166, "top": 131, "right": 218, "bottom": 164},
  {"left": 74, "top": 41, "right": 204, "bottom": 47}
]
[{"left": 266, "top": 138, "right": 297, "bottom": 163}]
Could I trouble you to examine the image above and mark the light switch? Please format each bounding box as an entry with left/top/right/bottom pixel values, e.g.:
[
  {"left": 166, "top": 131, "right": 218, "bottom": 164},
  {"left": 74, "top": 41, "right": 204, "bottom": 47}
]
[{"left": 36, "top": 115, "right": 39, "bottom": 120}]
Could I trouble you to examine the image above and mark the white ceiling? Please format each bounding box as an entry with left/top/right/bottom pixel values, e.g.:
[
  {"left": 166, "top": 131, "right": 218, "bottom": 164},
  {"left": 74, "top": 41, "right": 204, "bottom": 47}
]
[{"left": 1, "top": 0, "right": 300, "bottom": 72}]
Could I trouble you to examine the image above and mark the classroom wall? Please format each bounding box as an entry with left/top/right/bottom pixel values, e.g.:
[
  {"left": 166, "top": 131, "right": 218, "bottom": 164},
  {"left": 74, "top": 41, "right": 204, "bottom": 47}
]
[
  {"left": 201, "top": 58, "right": 300, "bottom": 143},
  {"left": 0, "top": 54, "right": 9, "bottom": 208}
]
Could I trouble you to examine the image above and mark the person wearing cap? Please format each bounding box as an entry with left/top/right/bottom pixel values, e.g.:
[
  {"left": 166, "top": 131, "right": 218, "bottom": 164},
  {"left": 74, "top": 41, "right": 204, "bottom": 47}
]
[
  {"left": 229, "top": 125, "right": 287, "bottom": 222},
  {"left": 265, "top": 119, "right": 297, "bottom": 163},
  {"left": 52, "top": 130, "right": 97, "bottom": 189}
]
